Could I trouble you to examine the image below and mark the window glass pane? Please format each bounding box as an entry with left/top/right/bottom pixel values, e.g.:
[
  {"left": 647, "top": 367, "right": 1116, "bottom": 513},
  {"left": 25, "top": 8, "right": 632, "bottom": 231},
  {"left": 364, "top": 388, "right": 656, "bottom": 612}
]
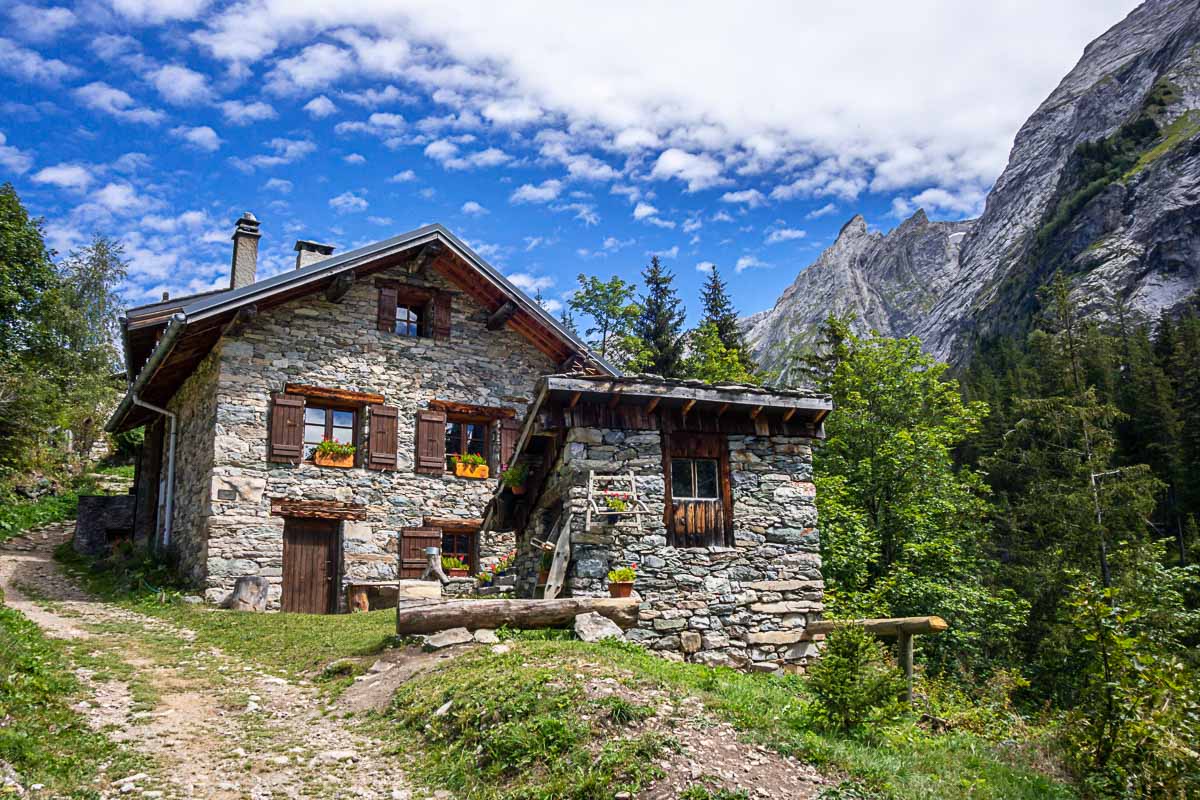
[
  {"left": 303, "top": 424, "right": 326, "bottom": 445},
  {"left": 671, "top": 459, "right": 693, "bottom": 497},
  {"left": 305, "top": 407, "right": 326, "bottom": 425},
  {"left": 695, "top": 459, "right": 719, "bottom": 498},
  {"left": 465, "top": 423, "right": 486, "bottom": 457},
  {"left": 395, "top": 305, "right": 421, "bottom": 337},
  {"left": 332, "top": 410, "right": 353, "bottom": 428},
  {"left": 445, "top": 421, "right": 462, "bottom": 454},
  {"left": 330, "top": 426, "right": 354, "bottom": 444}
]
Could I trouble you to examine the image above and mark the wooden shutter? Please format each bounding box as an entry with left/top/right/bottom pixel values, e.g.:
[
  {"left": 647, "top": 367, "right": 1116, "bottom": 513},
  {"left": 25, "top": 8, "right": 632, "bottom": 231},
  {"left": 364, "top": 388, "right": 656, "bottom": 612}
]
[
  {"left": 269, "top": 393, "right": 305, "bottom": 463},
  {"left": 414, "top": 409, "right": 446, "bottom": 474},
  {"left": 377, "top": 286, "right": 398, "bottom": 332},
  {"left": 399, "top": 527, "right": 443, "bottom": 578},
  {"left": 498, "top": 417, "right": 521, "bottom": 469},
  {"left": 367, "top": 404, "right": 398, "bottom": 471},
  {"left": 432, "top": 292, "right": 452, "bottom": 339}
]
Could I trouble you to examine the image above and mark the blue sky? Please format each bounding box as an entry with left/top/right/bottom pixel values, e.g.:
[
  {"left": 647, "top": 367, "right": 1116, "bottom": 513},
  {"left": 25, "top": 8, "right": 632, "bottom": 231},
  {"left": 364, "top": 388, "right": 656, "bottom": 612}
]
[{"left": 1, "top": 0, "right": 1139, "bottom": 323}]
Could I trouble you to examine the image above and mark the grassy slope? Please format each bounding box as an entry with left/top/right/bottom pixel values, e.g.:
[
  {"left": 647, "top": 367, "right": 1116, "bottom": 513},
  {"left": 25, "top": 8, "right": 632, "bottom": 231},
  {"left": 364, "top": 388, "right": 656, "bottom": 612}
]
[
  {"left": 0, "top": 478, "right": 94, "bottom": 544},
  {"left": 0, "top": 589, "right": 150, "bottom": 798}
]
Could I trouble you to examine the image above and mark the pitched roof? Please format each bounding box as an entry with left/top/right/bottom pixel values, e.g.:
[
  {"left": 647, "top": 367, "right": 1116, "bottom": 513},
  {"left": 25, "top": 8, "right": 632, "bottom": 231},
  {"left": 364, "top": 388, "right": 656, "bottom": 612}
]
[{"left": 108, "top": 224, "right": 616, "bottom": 432}]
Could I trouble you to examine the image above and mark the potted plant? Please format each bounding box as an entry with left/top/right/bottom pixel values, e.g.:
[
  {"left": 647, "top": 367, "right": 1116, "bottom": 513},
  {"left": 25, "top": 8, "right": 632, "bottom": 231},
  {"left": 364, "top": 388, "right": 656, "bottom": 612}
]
[
  {"left": 453, "top": 453, "right": 489, "bottom": 480},
  {"left": 537, "top": 549, "right": 554, "bottom": 585},
  {"left": 441, "top": 555, "right": 470, "bottom": 578},
  {"left": 607, "top": 564, "right": 637, "bottom": 598},
  {"left": 500, "top": 462, "right": 529, "bottom": 495},
  {"left": 602, "top": 494, "right": 631, "bottom": 524},
  {"left": 313, "top": 438, "right": 355, "bottom": 468}
]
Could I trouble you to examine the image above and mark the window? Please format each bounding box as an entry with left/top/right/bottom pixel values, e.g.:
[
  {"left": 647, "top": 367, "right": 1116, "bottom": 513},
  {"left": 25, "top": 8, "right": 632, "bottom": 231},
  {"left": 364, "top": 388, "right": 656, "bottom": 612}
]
[
  {"left": 441, "top": 531, "right": 475, "bottom": 570},
  {"left": 444, "top": 418, "right": 489, "bottom": 470},
  {"left": 303, "top": 405, "right": 356, "bottom": 460},
  {"left": 395, "top": 303, "right": 423, "bottom": 337},
  {"left": 671, "top": 458, "right": 720, "bottom": 499}
]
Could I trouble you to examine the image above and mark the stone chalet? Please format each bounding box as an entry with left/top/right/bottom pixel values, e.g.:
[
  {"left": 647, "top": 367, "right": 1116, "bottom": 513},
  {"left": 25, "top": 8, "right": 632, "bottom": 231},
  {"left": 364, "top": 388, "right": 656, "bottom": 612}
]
[
  {"left": 483, "top": 373, "right": 832, "bottom": 670},
  {"left": 106, "top": 215, "right": 832, "bottom": 645}
]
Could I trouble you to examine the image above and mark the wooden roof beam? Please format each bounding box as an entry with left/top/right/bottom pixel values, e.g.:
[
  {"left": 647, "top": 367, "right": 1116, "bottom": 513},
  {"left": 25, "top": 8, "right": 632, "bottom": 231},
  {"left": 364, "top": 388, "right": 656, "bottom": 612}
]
[
  {"left": 681, "top": 398, "right": 696, "bottom": 415},
  {"left": 782, "top": 407, "right": 797, "bottom": 423},
  {"left": 644, "top": 396, "right": 660, "bottom": 414},
  {"left": 567, "top": 391, "right": 582, "bottom": 410},
  {"left": 487, "top": 300, "right": 519, "bottom": 331},
  {"left": 607, "top": 390, "right": 622, "bottom": 409},
  {"left": 325, "top": 273, "right": 354, "bottom": 303},
  {"left": 749, "top": 405, "right": 764, "bottom": 419}
]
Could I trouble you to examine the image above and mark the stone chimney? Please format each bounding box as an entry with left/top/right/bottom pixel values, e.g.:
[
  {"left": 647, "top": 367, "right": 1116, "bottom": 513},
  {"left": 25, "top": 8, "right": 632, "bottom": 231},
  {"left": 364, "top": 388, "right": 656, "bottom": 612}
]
[
  {"left": 230, "top": 212, "right": 261, "bottom": 289},
  {"left": 294, "top": 240, "right": 336, "bottom": 270}
]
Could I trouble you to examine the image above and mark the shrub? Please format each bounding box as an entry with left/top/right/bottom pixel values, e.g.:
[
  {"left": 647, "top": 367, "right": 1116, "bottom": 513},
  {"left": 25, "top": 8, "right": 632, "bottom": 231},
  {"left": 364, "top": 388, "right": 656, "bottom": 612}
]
[
  {"left": 441, "top": 556, "right": 468, "bottom": 571},
  {"left": 607, "top": 564, "right": 637, "bottom": 583},
  {"left": 315, "top": 438, "right": 355, "bottom": 458},
  {"left": 806, "top": 625, "right": 906, "bottom": 734},
  {"left": 453, "top": 453, "right": 486, "bottom": 466},
  {"left": 499, "top": 462, "right": 528, "bottom": 488}
]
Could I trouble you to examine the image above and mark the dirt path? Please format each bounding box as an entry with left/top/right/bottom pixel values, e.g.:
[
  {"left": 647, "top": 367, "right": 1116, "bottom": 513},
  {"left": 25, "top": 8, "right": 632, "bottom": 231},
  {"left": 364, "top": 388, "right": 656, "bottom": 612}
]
[{"left": 0, "top": 523, "right": 419, "bottom": 800}]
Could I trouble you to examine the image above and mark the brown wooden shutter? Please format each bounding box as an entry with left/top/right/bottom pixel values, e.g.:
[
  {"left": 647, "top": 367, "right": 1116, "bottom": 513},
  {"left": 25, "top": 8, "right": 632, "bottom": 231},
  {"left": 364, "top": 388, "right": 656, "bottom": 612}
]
[
  {"left": 269, "top": 393, "right": 305, "bottom": 463},
  {"left": 498, "top": 417, "right": 521, "bottom": 469},
  {"left": 367, "top": 404, "right": 398, "bottom": 471},
  {"left": 399, "top": 527, "right": 443, "bottom": 578},
  {"left": 377, "top": 286, "right": 398, "bottom": 333},
  {"left": 432, "top": 292, "right": 451, "bottom": 339},
  {"left": 414, "top": 409, "right": 446, "bottom": 474}
]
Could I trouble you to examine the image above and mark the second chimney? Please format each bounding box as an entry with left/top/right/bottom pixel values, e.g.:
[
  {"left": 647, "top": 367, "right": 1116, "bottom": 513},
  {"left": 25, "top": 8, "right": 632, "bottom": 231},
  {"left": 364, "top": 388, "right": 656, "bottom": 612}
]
[
  {"left": 295, "top": 240, "right": 336, "bottom": 270},
  {"left": 230, "top": 212, "right": 261, "bottom": 289}
]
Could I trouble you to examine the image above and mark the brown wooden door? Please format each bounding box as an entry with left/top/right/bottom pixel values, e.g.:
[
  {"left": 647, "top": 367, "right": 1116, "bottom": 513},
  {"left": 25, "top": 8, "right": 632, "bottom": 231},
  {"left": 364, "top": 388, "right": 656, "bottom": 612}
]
[
  {"left": 282, "top": 518, "right": 340, "bottom": 613},
  {"left": 664, "top": 432, "right": 733, "bottom": 548},
  {"left": 399, "top": 527, "right": 443, "bottom": 578}
]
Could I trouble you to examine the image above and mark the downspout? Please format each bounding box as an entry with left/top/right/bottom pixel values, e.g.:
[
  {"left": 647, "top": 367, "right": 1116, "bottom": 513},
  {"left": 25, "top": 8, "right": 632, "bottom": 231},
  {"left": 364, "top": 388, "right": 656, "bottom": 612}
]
[
  {"left": 133, "top": 396, "right": 177, "bottom": 550},
  {"left": 107, "top": 313, "right": 188, "bottom": 551}
]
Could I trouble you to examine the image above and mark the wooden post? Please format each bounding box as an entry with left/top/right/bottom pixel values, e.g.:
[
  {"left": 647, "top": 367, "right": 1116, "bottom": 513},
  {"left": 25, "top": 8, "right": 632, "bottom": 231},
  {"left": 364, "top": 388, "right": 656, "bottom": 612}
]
[{"left": 898, "top": 631, "right": 914, "bottom": 703}]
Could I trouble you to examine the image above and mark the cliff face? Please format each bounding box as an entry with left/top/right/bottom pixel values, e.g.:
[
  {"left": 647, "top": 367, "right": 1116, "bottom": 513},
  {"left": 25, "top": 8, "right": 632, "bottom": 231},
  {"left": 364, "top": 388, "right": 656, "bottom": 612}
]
[{"left": 747, "top": 0, "right": 1200, "bottom": 372}]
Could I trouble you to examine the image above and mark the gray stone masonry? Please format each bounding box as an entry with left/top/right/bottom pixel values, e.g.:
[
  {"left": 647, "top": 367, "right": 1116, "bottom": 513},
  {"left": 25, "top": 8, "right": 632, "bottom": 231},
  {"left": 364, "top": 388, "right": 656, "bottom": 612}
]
[
  {"left": 74, "top": 494, "right": 136, "bottom": 556},
  {"left": 155, "top": 259, "right": 555, "bottom": 607},
  {"left": 519, "top": 426, "right": 824, "bottom": 673}
]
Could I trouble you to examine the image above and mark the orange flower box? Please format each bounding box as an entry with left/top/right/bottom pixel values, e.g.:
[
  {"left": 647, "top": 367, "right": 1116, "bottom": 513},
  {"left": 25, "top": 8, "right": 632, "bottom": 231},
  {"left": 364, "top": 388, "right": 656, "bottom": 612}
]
[
  {"left": 314, "top": 450, "right": 354, "bottom": 469},
  {"left": 455, "top": 462, "right": 490, "bottom": 480}
]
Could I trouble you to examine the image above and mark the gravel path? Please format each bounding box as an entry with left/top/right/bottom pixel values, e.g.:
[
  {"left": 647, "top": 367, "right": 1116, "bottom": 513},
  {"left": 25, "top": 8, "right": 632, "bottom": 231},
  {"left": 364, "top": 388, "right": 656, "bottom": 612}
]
[{"left": 0, "top": 523, "right": 419, "bottom": 800}]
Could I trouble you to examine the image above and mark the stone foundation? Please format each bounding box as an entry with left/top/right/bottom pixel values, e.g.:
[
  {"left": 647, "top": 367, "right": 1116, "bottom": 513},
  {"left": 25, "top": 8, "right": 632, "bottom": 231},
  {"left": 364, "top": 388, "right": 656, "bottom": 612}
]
[{"left": 74, "top": 494, "right": 137, "bottom": 556}]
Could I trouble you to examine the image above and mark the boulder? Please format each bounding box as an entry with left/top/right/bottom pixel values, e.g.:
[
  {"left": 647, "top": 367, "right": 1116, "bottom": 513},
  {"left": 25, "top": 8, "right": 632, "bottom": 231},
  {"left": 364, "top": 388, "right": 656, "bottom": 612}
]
[
  {"left": 423, "top": 627, "right": 474, "bottom": 651},
  {"left": 574, "top": 611, "right": 624, "bottom": 643},
  {"left": 221, "top": 576, "right": 270, "bottom": 612},
  {"left": 473, "top": 628, "right": 499, "bottom": 644}
]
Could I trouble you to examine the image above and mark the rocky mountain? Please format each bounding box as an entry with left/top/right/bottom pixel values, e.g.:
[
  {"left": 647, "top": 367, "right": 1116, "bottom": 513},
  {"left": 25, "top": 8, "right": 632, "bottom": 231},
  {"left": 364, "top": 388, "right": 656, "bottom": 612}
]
[{"left": 747, "top": 0, "right": 1200, "bottom": 373}]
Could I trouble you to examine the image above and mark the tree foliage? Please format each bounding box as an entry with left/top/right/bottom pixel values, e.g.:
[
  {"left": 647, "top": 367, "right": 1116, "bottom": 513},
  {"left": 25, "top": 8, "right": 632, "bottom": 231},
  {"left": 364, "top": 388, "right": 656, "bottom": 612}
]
[
  {"left": 633, "top": 256, "right": 686, "bottom": 377},
  {"left": 567, "top": 273, "right": 644, "bottom": 370}
]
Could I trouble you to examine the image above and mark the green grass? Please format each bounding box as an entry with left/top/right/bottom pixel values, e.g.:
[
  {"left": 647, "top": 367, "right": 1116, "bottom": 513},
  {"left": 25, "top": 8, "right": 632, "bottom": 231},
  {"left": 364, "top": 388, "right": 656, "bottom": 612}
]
[
  {"left": 1124, "top": 110, "right": 1200, "bottom": 179},
  {"left": 93, "top": 464, "right": 135, "bottom": 479},
  {"left": 0, "top": 588, "right": 151, "bottom": 797},
  {"left": 387, "top": 639, "right": 1074, "bottom": 800},
  {"left": 0, "top": 475, "right": 99, "bottom": 543}
]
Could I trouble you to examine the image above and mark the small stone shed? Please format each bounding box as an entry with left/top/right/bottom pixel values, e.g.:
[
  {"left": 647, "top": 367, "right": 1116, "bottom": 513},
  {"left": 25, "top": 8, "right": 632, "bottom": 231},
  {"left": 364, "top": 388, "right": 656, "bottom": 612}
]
[{"left": 484, "top": 374, "right": 833, "bottom": 672}]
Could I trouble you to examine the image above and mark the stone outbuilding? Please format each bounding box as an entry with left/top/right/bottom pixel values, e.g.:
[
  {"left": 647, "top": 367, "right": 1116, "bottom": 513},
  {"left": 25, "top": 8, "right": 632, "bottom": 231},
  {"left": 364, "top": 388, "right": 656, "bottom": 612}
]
[{"left": 484, "top": 373, "right": 833, "bottom": 672}]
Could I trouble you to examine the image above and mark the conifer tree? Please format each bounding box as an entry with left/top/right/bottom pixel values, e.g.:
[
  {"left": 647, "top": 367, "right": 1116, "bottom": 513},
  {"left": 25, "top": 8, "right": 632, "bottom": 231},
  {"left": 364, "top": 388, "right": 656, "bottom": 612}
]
[
  {"left": 634, "top": 256, "right": 686, "bottom": 377},
  {"left": 698, "top": 266, "right": 743, "bottom": 352}
]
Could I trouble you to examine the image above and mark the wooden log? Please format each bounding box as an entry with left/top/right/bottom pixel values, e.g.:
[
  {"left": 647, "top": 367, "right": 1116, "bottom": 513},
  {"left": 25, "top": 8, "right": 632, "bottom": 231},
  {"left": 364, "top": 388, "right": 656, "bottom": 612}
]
[
  {"left": 805, "top": 615, "right": 948, "bottom": 637},
  {"left": 898, "top": 630, "right": 914, "bottom": 702},
  {"left": 325, "top": 273, "right": 355, "bottom": 303},
  {"left": 487, "top": 300, "right": 518, "bottom": 330},
  {"left": 395, "top": 598, "right": 639, "bottom": 635}
]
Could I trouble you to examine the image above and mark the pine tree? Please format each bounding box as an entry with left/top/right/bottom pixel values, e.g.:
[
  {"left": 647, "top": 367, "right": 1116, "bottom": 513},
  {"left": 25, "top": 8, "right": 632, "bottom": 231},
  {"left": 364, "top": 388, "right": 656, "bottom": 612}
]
[
  {"left": 698, "top": 266, "right": 742, "bottom": 352},
  {"left": 634, "top": 256, "right": 686, "bottom": 377}
]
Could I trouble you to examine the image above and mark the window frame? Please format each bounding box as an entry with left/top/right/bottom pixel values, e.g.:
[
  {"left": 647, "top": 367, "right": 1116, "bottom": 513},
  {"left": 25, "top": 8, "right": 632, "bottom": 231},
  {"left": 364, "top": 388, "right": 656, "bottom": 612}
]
[
  {"left": 395, "top": 302, "right": 424, "bottom": 337},
  {"left": 302, "top": 403, "right": 359, "bottom": 464},
  {"left": 443, "top": 414, "right": 491, "bottom": 472},
  {"left": 440, "top": 530, "right": 476, "bottom": 571},
  {"left": 670, "top": 457, "right": 721, "bottom": 500}
]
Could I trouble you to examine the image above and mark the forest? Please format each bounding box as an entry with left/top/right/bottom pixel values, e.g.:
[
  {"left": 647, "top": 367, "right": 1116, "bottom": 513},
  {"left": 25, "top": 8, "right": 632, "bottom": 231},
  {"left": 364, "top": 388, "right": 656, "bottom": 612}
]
[{"left": 3, "top": 179, "right": 1199, "bottom": 797}]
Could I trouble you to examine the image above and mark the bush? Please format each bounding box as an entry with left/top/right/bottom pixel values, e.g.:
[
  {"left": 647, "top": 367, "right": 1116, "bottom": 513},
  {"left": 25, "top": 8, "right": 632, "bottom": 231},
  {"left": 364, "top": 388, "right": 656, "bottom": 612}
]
[{"left": 807, "top": 625, "right": 906, "bottom": 734}]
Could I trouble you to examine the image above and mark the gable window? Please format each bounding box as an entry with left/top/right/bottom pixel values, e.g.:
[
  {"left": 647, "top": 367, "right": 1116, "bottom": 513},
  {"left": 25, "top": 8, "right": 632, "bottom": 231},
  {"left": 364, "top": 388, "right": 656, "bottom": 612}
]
[
  {"left": 395, "top": 303, "right": 423, "bottom": 337},
  {"left": 445, "top": 418, "right": 489, "bottom": 470},
  {"left": 303, "top": 405, "right": 356, "bottom": 461}
]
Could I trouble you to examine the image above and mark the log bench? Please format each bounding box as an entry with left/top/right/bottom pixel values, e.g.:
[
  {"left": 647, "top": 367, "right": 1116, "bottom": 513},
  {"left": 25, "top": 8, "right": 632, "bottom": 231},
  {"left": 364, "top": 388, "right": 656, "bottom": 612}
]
[{"left": 807, "top": 616, "right": 949, "bottom": 702}]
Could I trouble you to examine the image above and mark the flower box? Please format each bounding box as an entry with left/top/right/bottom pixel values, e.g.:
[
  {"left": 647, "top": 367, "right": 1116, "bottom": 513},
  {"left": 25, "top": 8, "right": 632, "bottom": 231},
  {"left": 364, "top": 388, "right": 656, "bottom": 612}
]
[
  {"left": 314, "top": 450, "right": 354, "bottom": 469},
  {"left": 608, "top": 581, "right": 634, "bottom": 598},
  {"left": 455, "top": 462, "right": 490, "bottom": 480},
  {"left": 448, "top": 568, "right": 470, "bottom": 578}
]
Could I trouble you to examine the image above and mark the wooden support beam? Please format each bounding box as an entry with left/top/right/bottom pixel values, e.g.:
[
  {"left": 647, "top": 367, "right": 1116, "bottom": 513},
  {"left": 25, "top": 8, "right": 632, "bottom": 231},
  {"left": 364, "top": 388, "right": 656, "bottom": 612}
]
[
  {"left": 325, "top": 273, "right": 354, "bottom": 303},
  {"left": 782, "top": 407, "right": 797, "bottom": 423},
  {"left": 898, "top": 631, "right": 914, "bottom": 703},
  {"left": 805, "top": 616, "right": 948, "bottom": 637},
  {"left": 749, "top": 405, "right": 764, "bottom": 419},
  {"left": 423, "top": 516, "right": 483, "bottom": 532},
  {"left": 220, "top": 304, "right": 257, "bottom": 338},
  {"left": 567, "top": 391, "right": 582, "bottom": 410},
  {"left": 427, "top": 399, "right": 516, "bottom": 418},
  {"left": 487, "top": 300, "right": 518, "bottom": 331},
  {"left": 395, "top": 597, "right": 639, "bottom": 635},
  {"left": 607, "top": 390, "right": 622, "bottom": 409},
  {"left": 681, "top": 398, "right": 696, "bottom": 415},
  {"left": 644, "top": 397, "right": 660, "bottom": 414},
  {"left": 269, "top": 498, "right": 368, "bottom": 520},
  {"left": 407, "top": 241, "right": 444, "bottom": 275},
  {"left": 284, "top": 383, "right": 385, "bottom": 406},
  {"left": 716, "top": 402, "right": 730, "bottom": 416}
]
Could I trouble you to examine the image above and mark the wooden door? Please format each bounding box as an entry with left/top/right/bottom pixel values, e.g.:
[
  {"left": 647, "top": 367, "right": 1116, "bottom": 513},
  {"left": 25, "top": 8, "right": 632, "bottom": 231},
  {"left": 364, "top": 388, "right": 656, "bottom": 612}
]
[
  {"left": 664, "top": 432, "right": 733, "bottom": 548},
  {"left": 282, "top": 518, "right": 340, "bottom": 613},
  {"left": 399, "top": 527, "right": 443, "bottom": 578}
]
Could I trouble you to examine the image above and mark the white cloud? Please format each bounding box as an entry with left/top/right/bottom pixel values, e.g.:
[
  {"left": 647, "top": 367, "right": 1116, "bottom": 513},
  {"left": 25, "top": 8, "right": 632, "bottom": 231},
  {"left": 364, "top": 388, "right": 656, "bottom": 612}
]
[
  {"left": 650, "top": 149, "right": 726, "bottom": 191},
  {"left": 368, "top": 215, "right": 393, "bottom": 226},
  {"left": 232, "top": 137, "right": 316, "bottom": 171},
  {"left": 461, "top": 200, "right": 488, "bottom": 215},
  {"left": 507, "top": 272, "right": 554, "bottom": 293},
  {"left": 171, "top": 125, "right": 222, "bottom": 152},
  {"left": 387, "top": 169, "right": 417, "bottom": 183},
  {"left": 341, "top": 84, "right": 414, "bottom": 107},
  {"left": 683, "top": 217, "right": 702, "bottom": 233},
  {"left": 481, "top": 97, "right": 542, "bottom": 126},
  {"left": 424, "top": 138, "right": 510, "bottom": 170},
  {"left": 632, "top": 202, "right": 659, "bottom": 220},
  {"left": 150, "top": 64, "right": 212, "bottom": 105},
  {"left": 329, "top": 190, "right": 368, "bottom": 213},
  {"left": 109, "top": 0, "right": 209, "bottom": 23},
  {"left": 735, "top": 254, "right": 769, "bottom": 274},
  {"left": 266, "top": 43, "right": 355, "bottom": 95},
  {"left": 303, "top": 95, "right": 338, "bottom": 118},
  {"left": 711, "top": 210, "right": 734, "bottom": 223},
  {"left": 263, "top": 177, "right": 292, "bottom": 193},
  {"left": 612, "top": 127, "right": 659, "bottom": 152},
  {"left": 602, "top": 236, "right": 632, "bottom": 251},
  {"left": 553, "top": 202, "right": 599, "bottom": 226},
  {"left": 0, "top": 132, "right": 34, "bottom": 175},
  {"left": 890, "top": 186, "right": 987, "bottom": 218},
  {"left": 648, "top": 245, "right": 679, "bottom": 259},
  {"left": 510, "top": 179, "right": 562, "bottom": 204},
  {"left": 90, "top": 182, "right": 153, "bottom": 214},
  {"left": 806, "top": 202, "right": 838, "bottom": 219},
  {"left": 765, "top": 225, "right": 806, "bottom": 244},
  {"left": 695, "top": 261, "right": 715, "bottom": 273},
  {"left": 8, "top": 5, "right": 76, "bottom": 42},
  {"left": 74, "top": 82, "right": 164, "bottom": 124},
  {"left": 0, "top": 37, "right": 80, "bottom": 85},
  {"left": 721, "top": 189, "right": 766, "bottom": 208},
  {"left": 33, "top": 163, "right": 93, "bottom": 191},
  {"left": 219, "top": 99, "right": 277, "bottom": 125},
  {"left": 344, "top": 153, "right": 366, "bottom": 164}
]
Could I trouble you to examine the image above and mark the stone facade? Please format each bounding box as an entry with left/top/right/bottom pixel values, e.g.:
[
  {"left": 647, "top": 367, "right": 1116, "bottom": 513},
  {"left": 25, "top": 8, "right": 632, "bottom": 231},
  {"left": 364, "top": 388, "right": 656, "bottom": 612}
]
[
  {"left": 518, "top": 426, "right": 824, "bottom": 672},
  {"left": 150, "top": 260, "right": 555, "bottom": 607},
  {"left": 74, "top": 494, "right": 136, "bottom": 556}
]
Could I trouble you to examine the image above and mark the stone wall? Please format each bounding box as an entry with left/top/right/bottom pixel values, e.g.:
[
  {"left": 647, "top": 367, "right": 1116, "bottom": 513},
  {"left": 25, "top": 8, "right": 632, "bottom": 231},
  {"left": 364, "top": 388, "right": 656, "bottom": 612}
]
[
  {"left": 74, "top": 494, "right": 136, "bottom": 556},
  {"left": 165, "top": 348, "right": 220, "bottom": 585},
  {"left": 194, "top": 261, "right": 554, "bottom": 606},
  {"left": 519, "top": 426, "right": 824, "bottom": 673}
]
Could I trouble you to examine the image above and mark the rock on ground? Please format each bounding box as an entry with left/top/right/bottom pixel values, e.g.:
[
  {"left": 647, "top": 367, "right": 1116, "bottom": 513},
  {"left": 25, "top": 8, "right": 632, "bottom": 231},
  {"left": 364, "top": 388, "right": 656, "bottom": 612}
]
[{"left": 574, "top": 611, "right": 624, "bottom": 643}]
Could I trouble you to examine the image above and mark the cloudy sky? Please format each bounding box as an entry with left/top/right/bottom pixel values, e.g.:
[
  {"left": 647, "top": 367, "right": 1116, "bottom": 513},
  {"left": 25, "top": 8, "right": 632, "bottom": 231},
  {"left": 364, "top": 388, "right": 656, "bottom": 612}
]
[{"left": 2, "top": 0, "right": 1140, "bottom": 320}]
